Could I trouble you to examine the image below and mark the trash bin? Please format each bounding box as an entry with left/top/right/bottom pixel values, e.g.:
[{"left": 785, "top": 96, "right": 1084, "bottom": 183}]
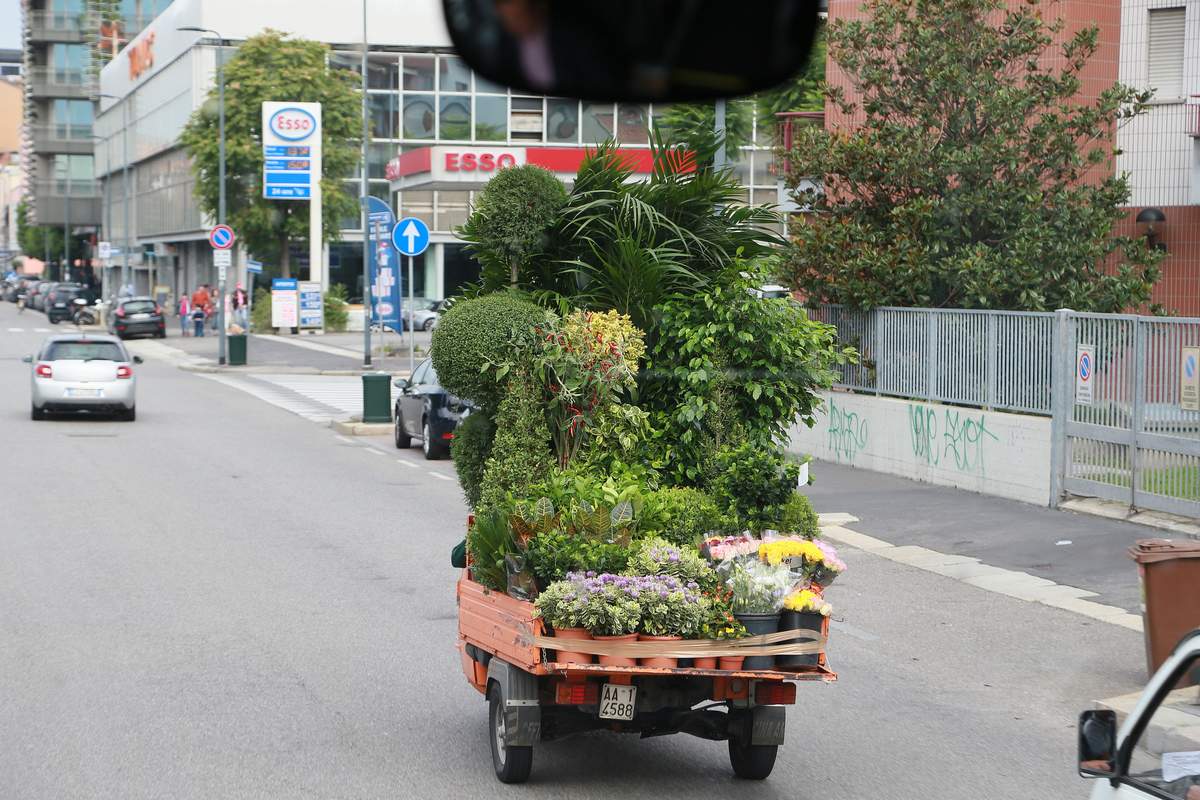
[
  {"left": 228, "top": 334, "right": 247, "bottom": 366},
  {"left": 361, "top": 372, "right": 392, "bottom": 424},
  {"left": 1129, "top": 538, "right": 1200, "bottom": 679}
]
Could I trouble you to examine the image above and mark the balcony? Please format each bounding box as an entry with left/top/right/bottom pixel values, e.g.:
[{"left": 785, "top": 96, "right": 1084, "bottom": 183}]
[
  {"left": 29, "top": 179, "right": 101, "bottom": 226},
  {"left": 26, "top": 67, "right": 94, "bottom": 99},
  {"left": 29, "top": 123, "right": 95, "bottom": 156},
  {"left": 25, "top": 10, "right": 89, "bottom": 43},
  {"left": 1189, "top": 96, "right": 1200, "bottom": 138}
]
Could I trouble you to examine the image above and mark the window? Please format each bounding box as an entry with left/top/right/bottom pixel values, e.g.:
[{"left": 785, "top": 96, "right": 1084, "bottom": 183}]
[
  {"left": 617, "top": 104, "right": 649, "bottom": 144},
  {"left": 440, "top": 96, "right": 471, "bottom": 140},
  {"left": 1147, "top": 7, "right": 1186, "bottom": 101},
  {"left": 45, "top": 341, "right": 124, "bottom": 361},
  {"left": 582, "top": 102, "right": 614, "bottom": 143},
  {"left": 475, "top": 96, "right": 507, "bottom": 141},
  {"left": 52, "top": 99, "right": 92, "bottom": 137},
  {"left": 510, "top": 97, "right": 543, "bottom": 141},
  {"left": 1123, "top": 653, "right": 1200, "bottom": 798},
  {"left": 402, "top": 55, "right": 435, "bottom": 90},
  {"left": 439, "top": 56, "right": 471, "bottom": 93},
  {"left": 369, "top": 93, "right": 398, "bottom": 140},
  {"left": 367, "top": 54, "right": 399, "bottom": 90},
  {"left": 546, "top": 99, "right": 579, "bottom": 143},
  {"left": 403, "top": 94, "right": 436, "bottom": 139}
]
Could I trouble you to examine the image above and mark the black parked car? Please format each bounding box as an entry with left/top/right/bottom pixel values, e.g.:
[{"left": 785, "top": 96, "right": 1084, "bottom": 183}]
[
  {"left": 109, "top": 297, "right": 167, "bottom": 339},
  {"left": 45, "top": 284, "right": 94, "bottom": 323},
  {"left": 393, "top": 357, "right": 472, "bottom": 459}
]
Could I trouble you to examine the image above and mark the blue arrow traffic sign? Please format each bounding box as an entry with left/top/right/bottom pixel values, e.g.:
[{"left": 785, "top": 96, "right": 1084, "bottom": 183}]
[{"left": 392, "top": 217, "right": 430, "bottom": 257}]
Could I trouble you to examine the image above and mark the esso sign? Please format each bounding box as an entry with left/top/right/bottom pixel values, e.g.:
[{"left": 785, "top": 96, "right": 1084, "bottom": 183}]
[
  {"left": 268, "top": 108, "right": 317, "bottom": 142},
  {"left": 445, "top": 151, "right": 518, "bottom": 172}
]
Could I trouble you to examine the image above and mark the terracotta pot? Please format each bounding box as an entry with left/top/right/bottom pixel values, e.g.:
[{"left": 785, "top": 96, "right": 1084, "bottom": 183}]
[
  {"left": 718, "top": 655, "right": 745, "bottom": 671},
  {"left": 637, "top": 634, "right": 682, "bottom": 668},
  {"left": 594, "top": 633, "right": 638, "bottom": 667},
  {"left": 692, "top": 656, "right": 719, "bottom": 669},
  {"left": 550, "top": 626, "right": 594, "bottom": 665}
]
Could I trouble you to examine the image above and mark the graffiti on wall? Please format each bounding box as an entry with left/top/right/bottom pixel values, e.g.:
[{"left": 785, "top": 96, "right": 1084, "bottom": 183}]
[
  {"left": 828, "top": 399, "right": 869, "bottom": 461},
  {"left": 907, "top": 403, "right": 999, "bottom": 475}
]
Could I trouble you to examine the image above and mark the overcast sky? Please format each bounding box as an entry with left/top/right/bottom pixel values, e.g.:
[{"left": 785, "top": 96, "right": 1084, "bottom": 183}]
[{"left": 2, "top": 0, "right": 19, "bottom": 50}]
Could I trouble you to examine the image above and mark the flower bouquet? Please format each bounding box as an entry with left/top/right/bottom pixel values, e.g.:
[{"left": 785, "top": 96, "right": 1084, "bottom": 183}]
[
  {"left": 777, "top": 588, "right": 831, "bottom": 668},
  {"left": 725, "top": 559, "right": 796, "bottom": 669}
]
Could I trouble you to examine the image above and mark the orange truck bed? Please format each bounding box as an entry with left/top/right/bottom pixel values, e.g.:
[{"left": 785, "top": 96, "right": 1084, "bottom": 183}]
[{"left": 456, "top": 572, "right": 836, "bottom": 693}]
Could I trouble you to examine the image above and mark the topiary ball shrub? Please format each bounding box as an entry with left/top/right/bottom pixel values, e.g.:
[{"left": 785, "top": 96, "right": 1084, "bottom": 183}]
[
  {"left": 450, "top": 411, "right": 496, "bottom": 510},
  {"left": 641, "top": 487, "right": 733, "bottom": 547},
  {"left": 779, "top": 491, "right": 820, "bottom": 539},
  {"left": 430, "top": 292, "right": 547, "bottom": 412}
]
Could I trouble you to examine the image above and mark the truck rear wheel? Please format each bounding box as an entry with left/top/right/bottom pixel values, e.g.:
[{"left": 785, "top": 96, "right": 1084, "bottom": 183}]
[
  {"left": 488, "top": 683, "right": 533, "bottom": 784},
  {"left": 728, "top": 740, "right": 778, "bottom": 780}
]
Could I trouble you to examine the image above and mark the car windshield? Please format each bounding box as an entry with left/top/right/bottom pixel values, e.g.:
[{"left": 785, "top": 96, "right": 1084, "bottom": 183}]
[
  {"left": 45, "top": 341, "right": 125, "bottom": 362},
  {"left": 122, "top": 301, "right": 157, "bottom": 313}
]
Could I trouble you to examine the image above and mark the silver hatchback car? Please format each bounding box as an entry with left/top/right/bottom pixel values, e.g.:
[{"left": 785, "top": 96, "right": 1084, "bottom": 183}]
[{"left": 24, "top": 334, "right": 142, "bottom": 421}]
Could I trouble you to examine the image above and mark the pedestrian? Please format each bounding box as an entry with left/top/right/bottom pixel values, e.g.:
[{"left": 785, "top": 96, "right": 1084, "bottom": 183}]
[
  {"left": 192, "top": 302, "right": 206, "bottom": 337},
  {"left": 231, "top": 282, "right": 248, "bottom": 330},
  {"left": 177, "top": 294, "right": 191, "bottom": 337}
]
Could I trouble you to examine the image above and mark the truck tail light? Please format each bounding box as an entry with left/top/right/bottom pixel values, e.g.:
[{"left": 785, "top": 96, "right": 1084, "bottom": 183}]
[
  {"left": 116, "top": 365, "right": 133, "bottom": 379},
  {"left": 754, "top": 682, "right": 796, "bottom": 706},
  {"left": 442, "top": 432, "right": 455, "bottom": 440},
  {"left": 555, "top": 681, "right": 599, "bottom": 705},
  {"left": 35, "top": 363, "right": 52, "bottom": 378}
]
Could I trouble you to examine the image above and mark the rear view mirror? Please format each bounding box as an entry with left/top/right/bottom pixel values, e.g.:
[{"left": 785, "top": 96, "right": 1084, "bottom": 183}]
[
  {"left": 441, "top": 0, "right": 822, "bottom": 102},
  {"left": 21, "top": 355, "right": 32, "bottom": 364},
  {"left": 1078, "top": 709, "right": 1118, "bottom": 778},
  {"left": 132, "top": 356, "right": 144, "bottom": 365},
  {"left": 393, "top": 378, "right": 410, "bottom": 390}
]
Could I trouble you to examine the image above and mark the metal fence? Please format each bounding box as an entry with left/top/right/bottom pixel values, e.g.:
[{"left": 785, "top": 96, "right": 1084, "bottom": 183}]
[
  {"left": 809, "top": 304, "right": 1056, "bottom": 415},
  {"left": 810, "top": 304, "right": 1200, "bottom": 518}
]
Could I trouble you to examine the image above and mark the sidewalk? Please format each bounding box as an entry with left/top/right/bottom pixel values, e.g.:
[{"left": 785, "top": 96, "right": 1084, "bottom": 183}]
[
  {"left": 804, "top": 460, "right": 1150, "bottom": 613},
  {"left": 161, "top": 328, "right": 431, "bottom": 375}
]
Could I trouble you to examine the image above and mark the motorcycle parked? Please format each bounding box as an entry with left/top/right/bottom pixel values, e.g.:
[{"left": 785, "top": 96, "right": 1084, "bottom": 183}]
[{"left": 72, "top": 297, "right": 98, "bottom": 326}]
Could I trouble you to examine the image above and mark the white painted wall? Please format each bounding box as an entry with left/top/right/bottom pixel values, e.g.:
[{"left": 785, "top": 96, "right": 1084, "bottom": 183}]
[{"left": 788, "top": 392, "right": 1053, "bottom": 506}]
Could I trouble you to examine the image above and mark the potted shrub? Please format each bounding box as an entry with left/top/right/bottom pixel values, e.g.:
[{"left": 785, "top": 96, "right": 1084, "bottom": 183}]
[
  {"left": 726, "top": 560, "right": 794, "bottom": 669},
  {"left": 635, "top": 575, "right": 704, "bottom": 668},
  {"left": 577, "top": 573, "right": 642, "bottom": 667},
  {"left": 627, "top": 537, "right": 714, "bottom": 588},
  {"left": 533, "top": 577, "right": 593, "bottom": 664},
  {"left": 695, "top": 593, "right": 745, "bottom": 670},
  {"left": 777, "top": 588, "right": 832, "bottom": 668}
]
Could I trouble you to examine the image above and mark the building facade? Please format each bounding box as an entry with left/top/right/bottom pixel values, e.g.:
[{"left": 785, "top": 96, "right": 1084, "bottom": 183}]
[
  {"left": 19, "top": 0, "right": 173, "bottom": 242},
  {"left": 93, "top": 0, "right": 781, "bottom": 303}
]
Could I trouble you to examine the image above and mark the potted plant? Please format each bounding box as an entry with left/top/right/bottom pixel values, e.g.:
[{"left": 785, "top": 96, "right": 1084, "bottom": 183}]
[
  {"left": 809, "top": 539, "right": 846, "bottom": 587},
  {"left": 777, "top": 588, "right": 831, "bottom": 668},
  {"left": 533, "top": 577, "right": 593, "bottom": 664},
  {"left": 627, "top": 537, "right": 714, "bottom": 587},
  {"left": 635, "top": 574, "right": 704, "bottom": 668},
  {"left": 577, "top": 573, "right": 643, "bottom": 667},
  {"left": 695, "top": 593, "right": 744, "bottom": 669},
  {"left": 726, "top": 560, "right": 794, "bottom": 669}
]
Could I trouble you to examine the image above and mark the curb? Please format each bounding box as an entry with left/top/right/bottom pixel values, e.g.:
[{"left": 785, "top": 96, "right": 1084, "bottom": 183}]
[
  {"left": 178, "top": 363, "right": 410, "bottom": 377},
  {"left": 1095, "top": 688, "right": 1200, "bottom": 752},
  {"left": 1061, "top": 497, "right": 1200, "bottom": 541},
  {"left": 330, "top": 420, "right": 392, "bottom": 436},
  {"left": 816, "top": 513, "right": 1144, "bottom": 632}
]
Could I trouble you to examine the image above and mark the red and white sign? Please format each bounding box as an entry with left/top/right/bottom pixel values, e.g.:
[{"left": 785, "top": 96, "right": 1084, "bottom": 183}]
[
  {"left": 267, "top": 106, "right": 318, "bottom": 142},
  {"left": 208, "top": 224, "right": 236, "bottom": 250}
]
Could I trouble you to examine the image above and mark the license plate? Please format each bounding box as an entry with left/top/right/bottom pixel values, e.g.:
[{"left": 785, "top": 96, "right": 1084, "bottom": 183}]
[
  {"left": 65, "top": 388, "right": 102, "bottom": 398},
  {"left": 132, "top": 313, "right": 151, "bottom": 320},
  {"left": 598, "top": 684, "right": 637, "bottom": 721}
]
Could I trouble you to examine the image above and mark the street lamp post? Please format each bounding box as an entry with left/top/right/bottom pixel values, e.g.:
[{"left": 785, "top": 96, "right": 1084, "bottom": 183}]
[
  {"left": 90, "top": 133, "right": 113, "bottom": 297},
  {"left": 179, "top": 27, "right": 228, "bottom": 364},
  {"left": 99, "top": 93, "right": 132, "bottom": 298},
  {"left": 360, "top": 0, "right": 372, "bottom": 368}
]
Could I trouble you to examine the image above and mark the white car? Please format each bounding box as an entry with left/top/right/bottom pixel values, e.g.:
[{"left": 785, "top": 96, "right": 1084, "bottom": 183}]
[
  {"left": 1079, "top": 628, "right": 1200, "bottom": 799},
  {"left": 24, "top": 334, "right": 141, "bottom": 421},
  {"left": 402, "top": 297, "right": 444, "bottom": 331}
]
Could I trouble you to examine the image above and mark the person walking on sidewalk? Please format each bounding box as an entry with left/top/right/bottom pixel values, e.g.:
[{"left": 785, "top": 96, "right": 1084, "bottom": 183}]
[
  {"left": 231, "top": 283, "right": 248, "bottom": 331},
  {"left": 178, "top": 294, "right": 192, "bottom": 337},
  {"left": 190, "top": 284, "right": 209, "bottom": 338}
]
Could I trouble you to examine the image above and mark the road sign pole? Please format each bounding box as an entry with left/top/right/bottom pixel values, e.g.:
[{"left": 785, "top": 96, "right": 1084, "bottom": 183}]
[
  {"left": 361, "top": 0, "right": 371, "bottom": 368},
  {"left": 217, "top": 37, "right": 227, "bottom": 365},
  {"left": 408, "top": 254, "right": 415, "bottom": 374}
]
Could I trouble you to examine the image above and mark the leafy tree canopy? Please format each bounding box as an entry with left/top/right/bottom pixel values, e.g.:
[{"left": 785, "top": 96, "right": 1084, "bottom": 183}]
[
  {"left": 780, "top": 0, "right": 1160, "bottom": 312},
  {"left": 179, "top": 30, "right": 360, "bottom": 277}
]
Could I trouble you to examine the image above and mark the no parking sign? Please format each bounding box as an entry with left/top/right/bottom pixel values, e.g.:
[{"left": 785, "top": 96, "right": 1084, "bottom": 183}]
[{"left": 1075, "top": 345, "right": 1095, "bottom": 406}]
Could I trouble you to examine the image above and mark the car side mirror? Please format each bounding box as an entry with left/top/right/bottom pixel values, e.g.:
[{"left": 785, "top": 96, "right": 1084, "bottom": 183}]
[
  {"left": 393, "top": 378, "right": 410, "bottom": 390},
  {"left": 21, "top": 355, "right": 32, "bottom": 363},
  {"left": 132, "top": 355, "right": 144, "bottom": 365},
  {"left": 1078, "top": 710, "right": 1118, "bottom": 779}
]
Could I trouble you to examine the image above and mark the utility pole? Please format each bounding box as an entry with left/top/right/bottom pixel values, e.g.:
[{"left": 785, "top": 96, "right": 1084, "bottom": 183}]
[
  {"left": 714, "top": 98, "right": 727, "bottom": 170},
  {"left": 360, "top": 0, "right": 372, "bottom": 368}
]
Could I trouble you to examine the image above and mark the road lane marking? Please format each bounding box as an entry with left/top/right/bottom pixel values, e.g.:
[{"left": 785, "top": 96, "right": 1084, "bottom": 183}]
[
  {"left": 363, "top": 448, "right": 384, "bottom": 455},
  {"left": 427, "top": 471, "right": 453, "bottom": 481},
  {"left": 7, "top": 327, "right": 23, "bottom": 332},
  {"left": 334, "top": 435, "right": 358, "bottom": 445},
  {"left": 817, "top": 514, "right": 1143, "bottom": 633},
  {"left": 34, "top": 327, "right": 50, "bottom": 332},
  {"left": 396, "top": 459, "right": 419, "bottom": 468},
  {"left": 831, "top": 621, "right": 879, "bottom": 642}
]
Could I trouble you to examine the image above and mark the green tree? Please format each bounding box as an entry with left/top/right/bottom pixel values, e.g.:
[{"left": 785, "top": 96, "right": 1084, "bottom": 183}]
[
  {"left": 15, "top": 201, "right": 88, "bottom": 275},
  {"left": 780, "top": 0, "right": 1160, "bottom": 312},
  {"left": 179, "top": 30, "right": 360, "bottom": 278},
  {"left": 458, "top": 165, "right": 568, "bottom": 288}
]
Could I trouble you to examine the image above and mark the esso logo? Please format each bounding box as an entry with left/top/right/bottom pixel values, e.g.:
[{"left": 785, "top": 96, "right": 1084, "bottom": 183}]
[
  {"left": 269, "top": 108, "right": 317, "bottom": 142},
  {"left": 445, "top": 152, "right": 518, "bottom": 172}
]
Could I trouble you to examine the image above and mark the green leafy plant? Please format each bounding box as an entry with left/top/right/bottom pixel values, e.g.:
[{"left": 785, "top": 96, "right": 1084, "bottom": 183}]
[
  {"left": 709, "top": 442, "right": 801, "bottom": 533},
  {"left": 698, "top": 591, "right": 748, "bottom": 640},
  {"left": 466, "top": 511, "right": 516, "bottom": 592},
  {"left": 250, "top": 287, "right": 272, "bottom": 333},
  {"left": 635, "top": 575, "right": 705, "bottom": 637},
  {"left": 641, "top": 487, "right": 733, "bottom": 547},
  {"left": 578, "top": 582, "right": 642, "bottom": 637},
  {"left": 477, "top": 370, "right": 555, "bottom": 513},
  {"left": 429, "top": 292, "right": 549, "bottom": 412},
  {"left": 626, "top": 537, "right": 714, "bottom": 590},
  {"left": 450, "top": 412, "right": 495, "bottom": 510},
  {"left": 533, "top": 578, "right": 587, "bottom": 630},
  {"left": 779, "top": 492, "right": 820, "bottom": 539},
  {"left": 780, "top": 0, "right": 1160, "bottom": 312},
  {"left": 323, "top": 284, "right": 349, "bottom": 332},
  {"left": 458, "top": 165, "right": 568, "bottom": 288},
  {"left": 525, "top": 531, "right": 632, "bottom": 585}
]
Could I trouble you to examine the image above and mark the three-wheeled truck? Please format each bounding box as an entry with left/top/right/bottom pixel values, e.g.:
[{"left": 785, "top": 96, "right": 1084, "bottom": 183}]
[{"left": 457, "top": 569, "right": 837, "bottom": 783}]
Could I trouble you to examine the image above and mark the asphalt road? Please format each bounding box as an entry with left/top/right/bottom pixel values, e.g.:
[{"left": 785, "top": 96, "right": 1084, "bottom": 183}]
[{"left": 0, "top": 301, "right": 1148, "bottom": 799}]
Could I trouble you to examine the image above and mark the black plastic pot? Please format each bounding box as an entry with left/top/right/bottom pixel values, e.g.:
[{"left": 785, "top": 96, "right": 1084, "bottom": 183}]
[
  {"left": 734, "top": 612, "right": 780, "bottom": 669},
  {"left": 776, "top": 610, "right": 823, "bottom": 667}
]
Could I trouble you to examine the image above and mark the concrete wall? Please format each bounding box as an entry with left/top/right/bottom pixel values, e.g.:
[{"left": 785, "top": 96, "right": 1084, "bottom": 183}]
[{"left": 788, "top": 392, "right": 1053, "bottom": 506}]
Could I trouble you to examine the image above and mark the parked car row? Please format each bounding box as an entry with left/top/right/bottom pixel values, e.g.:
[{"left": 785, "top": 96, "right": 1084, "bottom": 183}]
[{"left": 2, "top": 277, "right": 166, "bottom": 340}]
